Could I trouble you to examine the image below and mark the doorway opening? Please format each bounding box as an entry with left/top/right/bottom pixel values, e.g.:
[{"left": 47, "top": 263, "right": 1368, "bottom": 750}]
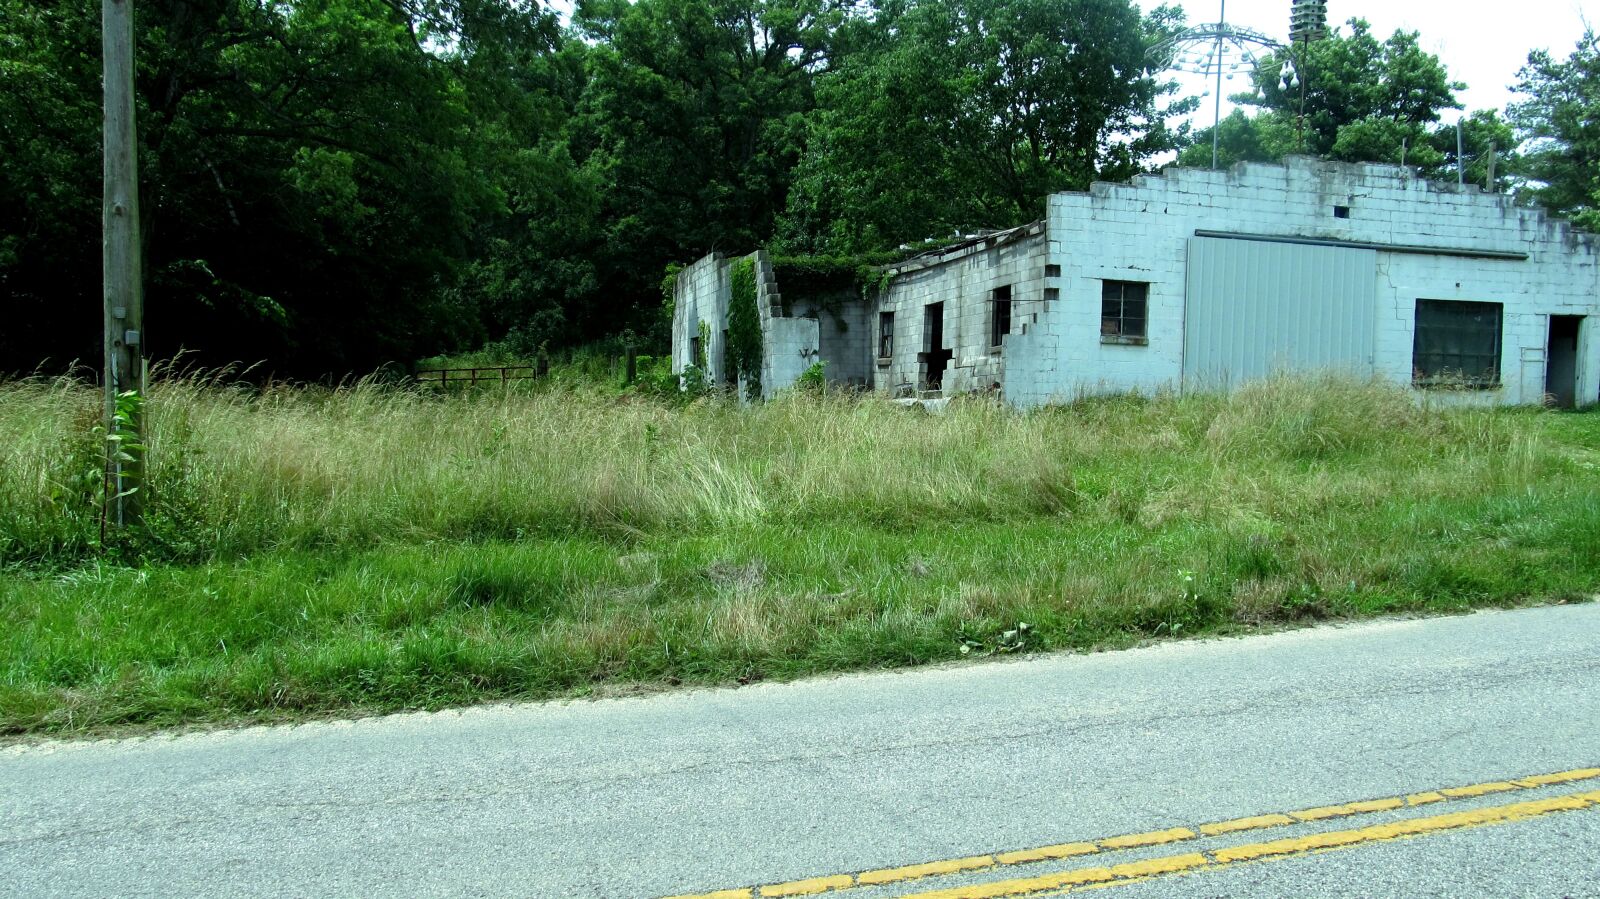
[
  {"left": 919, "top": 302, "right": 951, "bottom": 391},
  {"left": 1546, "top": 315, "right": 1582, "bottom": 408}
]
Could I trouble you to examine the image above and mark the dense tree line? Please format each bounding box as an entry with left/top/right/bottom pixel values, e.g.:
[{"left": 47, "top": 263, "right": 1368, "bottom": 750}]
[{"left": 2, "top": 2, "right": 1597, "bottom": 376}]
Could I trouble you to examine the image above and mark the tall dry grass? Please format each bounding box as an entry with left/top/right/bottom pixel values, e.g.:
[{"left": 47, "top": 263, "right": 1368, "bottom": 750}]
[
  {"left": 3, "top": 372, "right": 1596, "bottom": 733},
  {"left": 0, "top": 371, "right": 1575, "bottom": 568}
]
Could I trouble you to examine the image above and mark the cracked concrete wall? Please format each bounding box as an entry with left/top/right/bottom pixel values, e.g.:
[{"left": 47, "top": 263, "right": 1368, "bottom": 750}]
[
  {"left": 990, "top": 157, "right": 1598, "bottom": 408},
  {"left": 796, "top": 290, "right": 874, "bottom": 388},
  {"left": 678, "top": 158, "right": 1600, "bottom": 408},
  {"left": 670, "top": 252, "right": 730, "bottom": 384},
  {"left": 755, "top": 250, "right": 821, "bottom": 400},
  {"left": 872, "top": 226, "right": 1050, "bottom": 396},
  {"left": 673, "top": 249, "right": 822, "bottom": 400}
]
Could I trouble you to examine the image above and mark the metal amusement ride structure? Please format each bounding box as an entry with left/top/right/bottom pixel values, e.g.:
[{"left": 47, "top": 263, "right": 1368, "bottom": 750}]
[{"left": 1150, "top": 0, "right": 1330, "bottom": 169}]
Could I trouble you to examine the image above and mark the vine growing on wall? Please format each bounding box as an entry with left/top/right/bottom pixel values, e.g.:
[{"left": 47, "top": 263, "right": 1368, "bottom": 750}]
[
  {"left": 728, "top": 256, "right": 763, "bottom": 401},
  {"left": 661, "top": 263, "right": 683, "bottom": 334}
]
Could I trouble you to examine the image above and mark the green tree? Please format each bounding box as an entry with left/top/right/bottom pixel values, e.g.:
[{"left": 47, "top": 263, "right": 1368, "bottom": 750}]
[
  {"left": 1174, "top": 109, "right": 1300, "bottom": 169},
  {"left": 1421, "top": 109, "right": 1518, "bottom": 191},
  {"left": 1181, "top": 19, "right": 1464, "bottom": 173},
  {"left": 778, "top": 0, "right": 1193, "bottom": 254},
  {"left": 1510, "top": 31, "right": 1600, "bottom": 229},
  {"left": 0, "top": 0, "right": 584, "bottom": 375},
  {"left": 570, "top": 0, "right": 840, "bottom": 336},
  {"left": 1243, "top": 19, "right": 1462, "bottom": 161}
]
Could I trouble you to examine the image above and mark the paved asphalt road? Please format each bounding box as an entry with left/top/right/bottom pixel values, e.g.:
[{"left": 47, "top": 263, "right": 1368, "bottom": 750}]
[{"left": 3, "top": 603, "right": 1598, "bottom": 898}]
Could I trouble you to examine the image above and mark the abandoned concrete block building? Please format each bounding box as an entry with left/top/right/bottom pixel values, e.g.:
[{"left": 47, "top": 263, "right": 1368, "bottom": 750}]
[{"left": 671, "top": 157, "right": 1600, "bottom": 408}]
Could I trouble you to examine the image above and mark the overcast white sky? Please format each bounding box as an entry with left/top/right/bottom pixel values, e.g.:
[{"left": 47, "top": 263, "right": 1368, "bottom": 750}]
[{"left": 1167, "top": 0, "right": 1598, "bottom": 130}]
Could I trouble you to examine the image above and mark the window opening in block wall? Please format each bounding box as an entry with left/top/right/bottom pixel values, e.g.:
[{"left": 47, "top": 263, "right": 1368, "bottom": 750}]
[
  {"left": 1101, "top": 280, "right": 1148, "bottom": 344},
  {"left": 1045, "top": 264, "right": 1062, "bottom": 278},
  {"left": 1413, "top": 299, "right": 1502, "bottom": 388},
  {"left": 1333, "top": 205, "right": 1351, "bottom": 218},
  {"left": 878, "top": 311, "right": 894, "bottom": 360},
  {"left": 990, "top": 285, "right": 1012, "bottom": 350}
]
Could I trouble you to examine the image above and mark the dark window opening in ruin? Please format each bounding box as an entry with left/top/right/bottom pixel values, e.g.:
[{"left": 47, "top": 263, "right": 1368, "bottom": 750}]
[
  {"left": 990, "top": 285, "right": 1013, "bottom": 350},
  {"left": 878, "top": 311, "right": 894, "bottom": 360},
  {"left": 689, "top": 335, "right": 702, "bottom": 369},
  {"left": 1414, "top": 299, "right": 1502, "bottom": 388},
  {"left": 1101, "top": 280, "right": 1148, "bottom": 344},
  {"left": 1044, "top": 287, "right": 1060, "bottom": 303},
  {"left": 1333, "top": 205, "right": 1351, "bottom": 218},
  {"left": 1045, "top": 264, "right": 1062, "bottom": 278},
  {"left": 919, "top": 302, "right": 951, "bottom": 390},
  {"left": 721, "top": 329, "right": 736, "bottom": 385}
]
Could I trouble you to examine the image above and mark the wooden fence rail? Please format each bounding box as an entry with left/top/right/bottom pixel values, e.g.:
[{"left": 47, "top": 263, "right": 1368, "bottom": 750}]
[{"left": 414, "top": 366, "right": 539, "bottom": 387}]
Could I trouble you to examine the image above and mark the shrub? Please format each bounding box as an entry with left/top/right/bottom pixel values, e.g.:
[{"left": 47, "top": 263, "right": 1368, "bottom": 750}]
[{"left": 795, "top": 361, "right": 827, "bottom": 394}]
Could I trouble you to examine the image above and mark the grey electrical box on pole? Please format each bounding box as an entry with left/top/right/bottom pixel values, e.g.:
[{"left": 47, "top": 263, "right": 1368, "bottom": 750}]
[{"left": 103, "top": 0, "right": 145, "bottom": 527}]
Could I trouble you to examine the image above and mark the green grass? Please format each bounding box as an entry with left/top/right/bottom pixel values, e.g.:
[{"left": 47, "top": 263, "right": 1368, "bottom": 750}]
[{"left": 1, "top": 374, "right": 1596, "bottom": 735}]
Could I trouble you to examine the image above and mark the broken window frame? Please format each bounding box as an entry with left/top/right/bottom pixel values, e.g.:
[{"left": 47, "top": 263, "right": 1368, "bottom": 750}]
[
  {"left": 878, "top": 311, "right": 894, "bottom": 361},
  {"left": 990, "top": 285, "right": 1013, "bottom": 351},
  {"left": 1413, "top": 299, "right": 1503, "bottom": 389},
  {"left": 1101, "top": 280, "right": 1149, "bottom": 345}
]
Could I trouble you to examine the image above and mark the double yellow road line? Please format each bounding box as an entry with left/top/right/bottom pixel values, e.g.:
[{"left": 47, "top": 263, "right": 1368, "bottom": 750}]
[{"left": 664, "top": 767, "right": 1600, "bottom": 899}]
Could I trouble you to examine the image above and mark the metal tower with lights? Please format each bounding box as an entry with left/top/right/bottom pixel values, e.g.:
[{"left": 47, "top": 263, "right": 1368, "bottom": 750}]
[
  {"left": 1150, "top": 1, "right": 1331, "bottom": 170},
  {"left": 1150, "top": 1, "right": 1282, "bottom": 170}
]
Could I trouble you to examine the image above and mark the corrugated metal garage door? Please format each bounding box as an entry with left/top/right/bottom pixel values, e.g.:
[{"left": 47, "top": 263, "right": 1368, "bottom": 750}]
[{"left": 1182, "top": 237, "right": 1377, "bottom": 389}]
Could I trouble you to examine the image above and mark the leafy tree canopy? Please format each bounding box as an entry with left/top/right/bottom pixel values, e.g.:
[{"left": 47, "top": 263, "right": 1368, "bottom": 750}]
[
  {"left": 1177, "top": 19, "right": 1480, "bottom": 178},
  {"left": 568, "top": 0, "right": 841, "bottom": 337},
  {"left": 777, "top": 0, "right": 1195, "bottom": 255},
  {"left": 1, "top": 4, "right": 1589, "bottom": 375},
  {"left": 0, "top": 0, "right": 588, "bottom": 375},
  {"left": 1511, "top": 30, "right": 1600, "bottom": 230}
]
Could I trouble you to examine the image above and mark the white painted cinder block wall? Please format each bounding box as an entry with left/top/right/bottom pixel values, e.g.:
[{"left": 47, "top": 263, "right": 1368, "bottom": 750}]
[
  {"left": 671, "top": 249, "right": 821, "bottom": 400},
  {"left": 670, "top": 252, "right": 730, "bottom": 383},
  {"left": 873, "top": 225, "right": 1050, "bottom": 396},
  {"left": 1005, "top": 156, "right": 1600, "bottom": 407},
  {"left": 678, "top": 159, "right": 1599, "bottom": 406}
]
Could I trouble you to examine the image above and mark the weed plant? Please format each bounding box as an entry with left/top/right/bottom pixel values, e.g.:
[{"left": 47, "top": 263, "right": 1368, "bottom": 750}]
[{"left": 1, "top": 372, "right": 1595, "bottom": 734}]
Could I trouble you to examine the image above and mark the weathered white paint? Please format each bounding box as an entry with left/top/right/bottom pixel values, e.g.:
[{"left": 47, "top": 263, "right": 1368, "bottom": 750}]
[
  {"left": 670, "top": 252, "right": 729, "bottom": 385},
  {"left": 1006, "top": 157, "right": 1599, "bottom": 407},
  {"left": 673, "top": 158, "right": 1600, "bottom": 407},
  {"left": 671, "top": 250, "right": 822, "bottom": 401}
]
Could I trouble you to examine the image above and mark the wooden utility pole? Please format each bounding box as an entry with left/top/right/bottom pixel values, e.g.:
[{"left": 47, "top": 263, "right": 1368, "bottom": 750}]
[{"left": 103, "top": 0, "right": 145, "bottom": 527}]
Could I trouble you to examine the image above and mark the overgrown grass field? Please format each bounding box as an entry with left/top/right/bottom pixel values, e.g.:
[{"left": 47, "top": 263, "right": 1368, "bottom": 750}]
[{"left": 2, "top": 375, "right": 1596, "bottom": 735}]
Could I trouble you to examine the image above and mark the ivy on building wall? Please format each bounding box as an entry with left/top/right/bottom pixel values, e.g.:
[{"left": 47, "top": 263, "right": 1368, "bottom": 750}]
[
  {"left": 771, "top": 253, "right": 899, "bottom": 305},
  {"left": 728, "top": 256, "right": 763, "bottom": 400},
  {"left": 663, "top": 244, "right": 957, "bottom": 400},
  {"left": 661, "top": 263, "right": 683, "bottom": 326}
]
